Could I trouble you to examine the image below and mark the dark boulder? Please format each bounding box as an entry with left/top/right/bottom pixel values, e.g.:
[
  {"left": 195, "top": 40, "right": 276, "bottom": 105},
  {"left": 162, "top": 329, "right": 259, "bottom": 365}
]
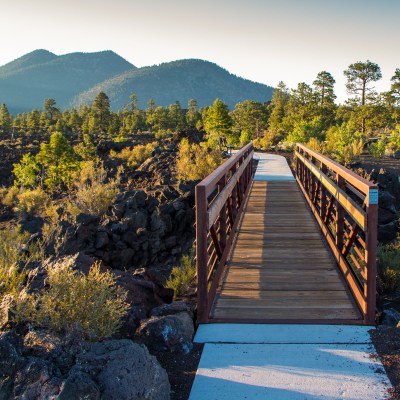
[
  {"left": 137, "top": 312, "right": 194, "bottom": 354},
  {"left": 73, "top": 340, "right": 170, "bottom": 400}
]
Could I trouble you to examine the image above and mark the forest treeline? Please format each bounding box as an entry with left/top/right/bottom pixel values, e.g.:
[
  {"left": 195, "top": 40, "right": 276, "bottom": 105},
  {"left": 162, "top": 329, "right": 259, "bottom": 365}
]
[{"left": 0, "top": 59, "right": 399, "bottom": 168}]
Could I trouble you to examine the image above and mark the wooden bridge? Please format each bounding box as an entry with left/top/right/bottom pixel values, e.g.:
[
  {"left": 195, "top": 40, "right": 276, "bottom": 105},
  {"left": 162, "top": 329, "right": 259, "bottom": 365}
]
[{"left": 195, "top": 143, "right": 378, "bottom": 325}]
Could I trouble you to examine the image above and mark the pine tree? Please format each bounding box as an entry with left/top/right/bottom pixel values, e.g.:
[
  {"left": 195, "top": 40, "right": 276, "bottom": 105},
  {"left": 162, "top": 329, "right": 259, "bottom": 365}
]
[
  {"left": 0, "top": 103, "right": 12, "bottom": 136},
  {"left": 90, "top": 92, "right": 111, "bottom": 135},
  {"left": 36, "top": 132, "right": 78, "bottom": 189},
  {"left": 203, "top": 99, "right": 233, "bottom": 148}
]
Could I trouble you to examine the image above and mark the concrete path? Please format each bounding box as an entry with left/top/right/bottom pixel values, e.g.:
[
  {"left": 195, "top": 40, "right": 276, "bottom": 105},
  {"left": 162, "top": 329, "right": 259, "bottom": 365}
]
[
  {"left": 253, "top": 152, "right": 295, "bottom": 181},
  {"left": 189, "top": 153, "right": 392, "bottom": 399},
  {"left": 189, "top": 324, "right": 392, "bottom": 400}
]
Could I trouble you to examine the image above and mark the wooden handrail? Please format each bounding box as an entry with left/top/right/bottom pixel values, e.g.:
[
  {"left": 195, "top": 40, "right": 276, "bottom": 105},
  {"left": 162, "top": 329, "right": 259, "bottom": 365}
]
[
  {"left": 295, "top": 143, "right": 378, "bottom": 324},
  {"left": 195, "top": 143, "right": 254, "bottom": 324}
]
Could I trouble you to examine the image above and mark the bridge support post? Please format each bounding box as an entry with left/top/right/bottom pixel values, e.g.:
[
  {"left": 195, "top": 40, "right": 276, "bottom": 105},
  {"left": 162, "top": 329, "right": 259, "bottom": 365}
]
[
  {"left": 196, "top": 185, "right": 209, "bottom": 323},
  {"left": 365, "top": 201, "right": 378, "bottom": 325}
]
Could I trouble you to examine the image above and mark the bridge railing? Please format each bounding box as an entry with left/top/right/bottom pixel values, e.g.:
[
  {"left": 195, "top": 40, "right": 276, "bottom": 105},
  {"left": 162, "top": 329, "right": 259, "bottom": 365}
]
[
  {"left": 295, "top": 143, "right": 378, "bottom": 324},
  {"left": 195, "top": 143, "right": 254, "bottom": 323}
]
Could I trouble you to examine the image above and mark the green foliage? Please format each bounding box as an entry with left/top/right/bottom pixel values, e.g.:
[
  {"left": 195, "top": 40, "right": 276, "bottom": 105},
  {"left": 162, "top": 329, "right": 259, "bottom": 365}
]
[
  {"left": 386, "top": 125, "right": 400, "bottom": 154},
  {"left": 377, "top": 241, "right": 400, "bottom": 295},
  {"left": 203, "top": 99, "right": 233, "bottom": 147},
  {"left": 368, "top": 139, "right": 386, "bottom": 158},
  {"left": 231, "top": 100, "right": 269, "bottom": 144},
  {"left": 74, "top": 134, "right": 97, "bottom": 161},
  {"left": 344, "top": 60, "right": 382, "bottom": 106},
  {"left": 167, "top": 248, "right": 196, "bottom": 298},
  {"left": 176, "top": 139, "right": 223, "bottom": 180},
  {"left": 13, "top": 153, "right": 40, "bottom": 188},
  {"left": 37, "top": 259, "right": 129, "bottom": 340},
  {"left": 252, "top": 131, "right": 280, "bottom": 150},
  {"left": 326, "top": 123, "right": 365, "bottom": 164},
  {"left": 286, "top": 117, "right": 324, "bottom": 145},
  {"left": 36, "top": 131, "right": 79, "bottom": 190},
  {"left": 306, "top": 138, "right": 326, "bottom": 154},
  {"left": 0, "top": 103, "right": 12, "bottom": 135},
  {"left": 89, "top": 92, "right": 111, "bottom": 135},
  {"left": 72, "top": 161, "right": 121, "bottom": 217},
  {"left": 186, "top": 99, "right": 201, "bottom": 128}
]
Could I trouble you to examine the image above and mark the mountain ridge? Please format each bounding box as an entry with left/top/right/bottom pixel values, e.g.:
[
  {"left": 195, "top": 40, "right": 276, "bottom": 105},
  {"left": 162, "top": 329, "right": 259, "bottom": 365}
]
[{"left": 0, "top": 50, "right": 273, "bottom": 113}]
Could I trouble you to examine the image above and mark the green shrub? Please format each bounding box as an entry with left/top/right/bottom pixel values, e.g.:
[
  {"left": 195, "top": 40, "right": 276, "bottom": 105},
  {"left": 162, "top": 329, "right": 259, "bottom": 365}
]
[
  {"left": 167, "top": 248, "right": 196, "bottom": 298},
  {"left": 176, "top": 139, "right": 223, "bottom": 180},
  {"left": 377, "top": 241, "right": 400, "bottom": 295},
  {"left": 369, "top": 139, "right": 386, "bottom": 158},
  {"left": 72, "top": 161, "right": 120, "bottom": 216},
  {"left": 37, "top": 259, "right": 129, "bottom": 340}
]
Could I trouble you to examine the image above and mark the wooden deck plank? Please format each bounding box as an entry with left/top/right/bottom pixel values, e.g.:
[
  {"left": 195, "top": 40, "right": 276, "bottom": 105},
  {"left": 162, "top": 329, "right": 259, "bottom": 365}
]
[{"left": 210, "top": 180, "right": 362, "bottom": 322}]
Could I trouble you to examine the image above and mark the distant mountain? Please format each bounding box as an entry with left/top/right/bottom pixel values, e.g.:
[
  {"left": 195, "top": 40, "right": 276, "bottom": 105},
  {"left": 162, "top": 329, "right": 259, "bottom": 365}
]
[
  {"left": 0, "top": 50, "right": 135, "bottom": 113},
  {"left": 0, "top": 50, "right": 273, "bottom": 113},
  {"left": 73, "top": 59, "right": 273, "bottom": 110}
]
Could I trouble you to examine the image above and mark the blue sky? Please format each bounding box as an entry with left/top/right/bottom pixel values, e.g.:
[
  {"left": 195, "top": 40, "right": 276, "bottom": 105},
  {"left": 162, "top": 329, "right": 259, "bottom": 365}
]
[{"left": 1, "top": 0, "right": 399, "bottom": 103}]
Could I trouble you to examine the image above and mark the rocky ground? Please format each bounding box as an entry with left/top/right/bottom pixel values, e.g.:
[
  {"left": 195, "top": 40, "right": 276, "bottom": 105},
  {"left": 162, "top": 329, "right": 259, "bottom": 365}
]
[
  {"left": 0, "top": 141, "right": 399, "bottom": 399},
  {"left": 0, "top": 132, "right": 207, "bottom": 399}
]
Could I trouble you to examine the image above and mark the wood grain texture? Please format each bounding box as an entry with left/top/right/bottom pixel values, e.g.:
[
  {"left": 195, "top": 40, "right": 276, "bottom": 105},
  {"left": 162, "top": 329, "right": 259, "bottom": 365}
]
[{"left": 210, "top": 181, "right": 362, "bottom": 322}]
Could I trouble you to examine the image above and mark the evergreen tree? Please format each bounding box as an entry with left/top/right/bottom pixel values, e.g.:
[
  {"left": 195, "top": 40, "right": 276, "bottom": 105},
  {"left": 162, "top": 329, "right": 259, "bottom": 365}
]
[
  {"left": 231, "top": 100, "right": 269, "bottom": 144},
  {"left": 43, "top": 98, "right": 60, "bottom": 124},
  {"left": 344, "top": 60, "right": 382, "bottom": 133},
  {"left": 168, "top": 101, "right": 186, "bottom": 131},
  {"left": 268, "top": 81, "right": 290, "bottom": 136},
  {"left": 390, "top": 68, "right": 400, "bottom": 105},
  {"left": 186, "top": 99, "right": 201, "bottom": 128},
  {"left": 313, "top": 71, "right": 337, "bottom": 128},
  {"left": 13, "top": 153, "right": 40, "bottom": 188},
  {"left": 0, "top": 103, "right": 12, "bottom": 136},
  {"left": 313, "top": 71, "right": 336, "bottom": 107},
  {"left": 344, "top": 60, "right": 382, "bottom": 106},
  {"left": 90, "top": 92, "right": 111, "bottom": 135},
  {"left": 36, "top": 132, "right": 78, "bottom": 189},
  {"left": 129, "top": 93, "right": 138, "bottom": 111},
  {"left": 26, "top": 110, "right": 41, "bottom": 134},
  {"left": 203, "top": 99, "right": 233, "bottom": 147}
]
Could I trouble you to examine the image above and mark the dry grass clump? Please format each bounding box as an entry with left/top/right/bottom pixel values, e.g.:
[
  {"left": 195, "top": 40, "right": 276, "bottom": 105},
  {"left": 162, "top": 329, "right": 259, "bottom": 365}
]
[{"left": 37, "top": 258, "right": 129, "bottom": 340}]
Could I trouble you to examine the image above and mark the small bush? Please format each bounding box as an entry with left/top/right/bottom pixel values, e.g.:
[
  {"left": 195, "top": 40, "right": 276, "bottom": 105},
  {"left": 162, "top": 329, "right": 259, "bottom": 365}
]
[
  {"left": 72, "top": 161, "right": 120, "bottom": 216},
  {"left": 16, "top": 187, "right": 49, "bottom": 215},
  {"left": 176, "top": 139, "right": 223, "bottom": 180},
  {"left": 369, "top": 139, "right": 386, "bottom": 158},
  {"left": 167, "top": 248, "right": 196, "bottom": 298},
  {"left": 37, "top": 259, "right": 129, "bottom": 340},
  {"left": 377, "top": 241, "right": 400, "bottom": 295},
  {"left": 0, "top": 186, "right": 19, "bottom": 208},
  {"left": 0, "top": 225, "right": 38, "bottom": 326},
  {"left": 335, "top": 139, "right": 364, "bottom": 166},
  {"left": 306, "top": 138, "right": 327, "bottom": 154},
  {"left": 111, "top": 142, "right": 156, "bottom": 168}
]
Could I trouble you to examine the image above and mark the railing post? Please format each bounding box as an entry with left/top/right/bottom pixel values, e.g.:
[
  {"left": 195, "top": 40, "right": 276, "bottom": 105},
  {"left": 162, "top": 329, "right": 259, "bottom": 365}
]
[
  {"left": 365, "top": 192, "right": 378, "bottom": 324},
  {"left": 219, "top": 175, "right": 227, "bottom": 251},
  {"left": 195, "top": 184, "right": 208, "bottom": 323},
  {"left": 336, "top": 175, "right": 345, "bottom": 251},
  {"left": 231, "top": 164, "right": 237, "bottom": 220},
  {"left": 320, "top": 164, "right": 327, "bottom": 218}
]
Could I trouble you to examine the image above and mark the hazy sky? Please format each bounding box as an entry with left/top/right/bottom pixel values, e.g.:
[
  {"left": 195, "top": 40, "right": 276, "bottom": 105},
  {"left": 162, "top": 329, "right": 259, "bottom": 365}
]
[{"left": 1, "top": 0, "right": 399, "bottom": 103}]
